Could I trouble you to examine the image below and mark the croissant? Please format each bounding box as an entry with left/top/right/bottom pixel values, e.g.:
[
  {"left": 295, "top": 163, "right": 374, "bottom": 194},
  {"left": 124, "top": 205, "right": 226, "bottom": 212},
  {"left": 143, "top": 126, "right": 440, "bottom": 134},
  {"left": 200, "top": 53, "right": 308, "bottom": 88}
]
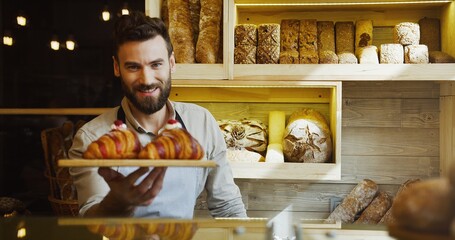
[
  {"left": 83, "top": 120, "right": 141, "bottom": 159},
  {"left": 138, "top": 119, "right": 204, "bottom": 160}
]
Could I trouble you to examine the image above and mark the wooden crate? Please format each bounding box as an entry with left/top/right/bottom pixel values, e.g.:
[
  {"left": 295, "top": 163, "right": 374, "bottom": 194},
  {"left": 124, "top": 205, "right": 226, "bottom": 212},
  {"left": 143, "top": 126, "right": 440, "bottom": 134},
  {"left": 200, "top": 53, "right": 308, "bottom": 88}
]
[
  {"left": 170, "top": 80, "right": 342, "bottom": 180},
  {"left": 230, "top": 0, "right": 455, "bottom": 81},
  {"left": 145, "top": 0, "right": 229, "bottom": 80}
]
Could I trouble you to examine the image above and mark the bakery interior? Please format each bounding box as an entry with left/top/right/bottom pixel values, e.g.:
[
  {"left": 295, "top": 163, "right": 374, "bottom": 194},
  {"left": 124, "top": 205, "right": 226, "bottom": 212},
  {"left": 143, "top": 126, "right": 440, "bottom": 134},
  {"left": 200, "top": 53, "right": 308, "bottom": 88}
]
[{"left": 1, "top": 0, "right": 455, "bottom": 239}]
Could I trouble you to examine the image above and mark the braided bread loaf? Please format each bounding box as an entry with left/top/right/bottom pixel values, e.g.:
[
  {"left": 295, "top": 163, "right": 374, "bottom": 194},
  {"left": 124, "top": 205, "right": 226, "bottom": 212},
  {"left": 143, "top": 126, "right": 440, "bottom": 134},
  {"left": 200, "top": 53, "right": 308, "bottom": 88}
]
[
  {"left": 83, "top": 120, "right": 141, "bottom": 159},
  {"left": 139, "top": 119, "right": 204, "bottom": 160}
]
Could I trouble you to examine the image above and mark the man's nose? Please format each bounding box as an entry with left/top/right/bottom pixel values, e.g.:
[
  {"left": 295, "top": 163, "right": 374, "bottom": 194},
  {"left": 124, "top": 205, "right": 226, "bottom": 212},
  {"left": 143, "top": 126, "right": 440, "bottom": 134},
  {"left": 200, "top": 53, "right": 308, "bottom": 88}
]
[{"left": 140, "top": 68, "right": 156, "bottom": 84}]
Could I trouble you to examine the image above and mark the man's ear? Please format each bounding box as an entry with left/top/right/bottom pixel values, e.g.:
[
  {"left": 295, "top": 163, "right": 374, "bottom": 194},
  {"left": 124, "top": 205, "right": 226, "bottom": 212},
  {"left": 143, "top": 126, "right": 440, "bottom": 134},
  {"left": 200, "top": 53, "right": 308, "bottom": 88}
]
[
  {"left": 113, "top": 56, "right": 120, "bottom": 77},
  {"left": 169, "top": 52, "right": 176, "bottom": 73}
]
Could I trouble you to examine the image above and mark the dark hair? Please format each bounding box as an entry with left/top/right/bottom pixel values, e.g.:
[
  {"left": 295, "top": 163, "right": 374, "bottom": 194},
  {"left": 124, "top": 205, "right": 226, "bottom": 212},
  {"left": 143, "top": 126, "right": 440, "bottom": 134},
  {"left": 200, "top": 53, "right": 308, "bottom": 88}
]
[{"left": 113, "top": 11, "right": 173, "bottom": 59}]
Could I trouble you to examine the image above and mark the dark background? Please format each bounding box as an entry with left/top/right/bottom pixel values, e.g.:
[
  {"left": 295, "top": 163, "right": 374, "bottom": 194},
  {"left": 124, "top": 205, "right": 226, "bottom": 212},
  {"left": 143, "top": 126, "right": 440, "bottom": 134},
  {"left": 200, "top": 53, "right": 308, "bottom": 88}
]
[{"left": 0, "top": 0, "right": 145, "bottom": 215}]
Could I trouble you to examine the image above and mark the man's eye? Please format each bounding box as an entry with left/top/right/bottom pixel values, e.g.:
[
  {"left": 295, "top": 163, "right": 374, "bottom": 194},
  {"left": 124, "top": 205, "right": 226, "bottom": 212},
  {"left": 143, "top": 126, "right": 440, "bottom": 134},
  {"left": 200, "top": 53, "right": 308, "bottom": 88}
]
[
  {"left": 151, "top": 63, "right": 162, "bottom": 68},
  {"left": 127, "top": 65, "right": 140, "bottom": 71}
]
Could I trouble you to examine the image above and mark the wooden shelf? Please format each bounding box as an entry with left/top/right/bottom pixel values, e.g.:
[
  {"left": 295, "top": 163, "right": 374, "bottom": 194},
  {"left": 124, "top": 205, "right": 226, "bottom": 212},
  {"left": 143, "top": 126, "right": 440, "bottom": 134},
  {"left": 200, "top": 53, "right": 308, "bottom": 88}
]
[{"left": 59, "top": 159, "right": 217, "bottom": 168}]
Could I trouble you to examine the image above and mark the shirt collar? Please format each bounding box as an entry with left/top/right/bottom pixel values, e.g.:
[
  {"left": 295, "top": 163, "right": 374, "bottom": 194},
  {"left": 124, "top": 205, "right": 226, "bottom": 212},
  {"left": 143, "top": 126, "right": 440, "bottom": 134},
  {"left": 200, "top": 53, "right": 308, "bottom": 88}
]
[{"left": 120, "top": 97, "right": 175, "bottom": 135}]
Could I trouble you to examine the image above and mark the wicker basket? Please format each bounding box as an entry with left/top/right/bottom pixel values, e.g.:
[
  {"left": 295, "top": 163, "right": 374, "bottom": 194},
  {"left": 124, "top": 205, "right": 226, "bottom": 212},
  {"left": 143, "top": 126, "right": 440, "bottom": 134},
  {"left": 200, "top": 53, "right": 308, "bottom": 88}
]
[{"left": 48, "top": 196, "right": 79, "bottom": 217}]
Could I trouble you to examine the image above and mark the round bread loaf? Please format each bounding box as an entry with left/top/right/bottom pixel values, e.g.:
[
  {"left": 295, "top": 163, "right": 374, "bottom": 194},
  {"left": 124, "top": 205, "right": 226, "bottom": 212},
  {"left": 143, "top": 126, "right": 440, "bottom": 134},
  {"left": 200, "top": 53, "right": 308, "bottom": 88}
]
[
  {"left": 218, "top": 119, "right": 267, "bottom": 154},
  {"left": 392, "top": 178, "right": 455, "bottom": 234},
  {"left": 282, "top": 109, "right": 332, "bottom": 163}
]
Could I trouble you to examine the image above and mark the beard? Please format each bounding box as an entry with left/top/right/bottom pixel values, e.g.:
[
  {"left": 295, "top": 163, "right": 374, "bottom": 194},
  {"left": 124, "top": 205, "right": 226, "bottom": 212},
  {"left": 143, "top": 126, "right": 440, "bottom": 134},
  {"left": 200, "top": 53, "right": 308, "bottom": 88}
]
[{"left": 121, "top": 74, "right": 172, "bottom": 115}]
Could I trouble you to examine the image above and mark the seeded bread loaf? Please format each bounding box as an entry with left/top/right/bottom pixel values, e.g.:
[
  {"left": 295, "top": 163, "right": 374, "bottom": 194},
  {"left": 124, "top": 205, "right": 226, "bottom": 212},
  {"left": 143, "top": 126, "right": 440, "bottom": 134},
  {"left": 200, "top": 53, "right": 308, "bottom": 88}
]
[
  {"left": 280, "top": 19, "right": 300, "bottom": 52},
  {"left": 195, "top": 0, "right": 222, "bottom": 63},
  {"left": 317, "top": 21, "right": 335, "bottom": 52},
  {"left": 234, "top": 45, "right": 256, "bottom": 64},
  {"left": 299, "top": 19, "right": 318, "bottom": 64},
  {"left": 335, "top": 21, "right": 355, "bottom": 54},
  {"left": 168, "top": 0, "right": 195, "bottom": 63}
]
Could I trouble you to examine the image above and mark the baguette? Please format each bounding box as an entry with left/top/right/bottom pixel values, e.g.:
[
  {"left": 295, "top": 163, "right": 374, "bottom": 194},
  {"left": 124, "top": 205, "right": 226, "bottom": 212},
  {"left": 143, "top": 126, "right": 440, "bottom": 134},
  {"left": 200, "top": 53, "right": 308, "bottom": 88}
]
[
  {"left": 379, "top": 178, "right": 420, "bottom": 224},
  {"left": 355, "top": 191, "right": 392, "bottom": 224},
  {"left": 325, "top": 179, "right": 378, "bottom": 223},
  {"left": 168, "top": 0, "right": 195, "bottom": 63},
  {"left": 195, "top": 0, "right": 222, "bottom": 63}
]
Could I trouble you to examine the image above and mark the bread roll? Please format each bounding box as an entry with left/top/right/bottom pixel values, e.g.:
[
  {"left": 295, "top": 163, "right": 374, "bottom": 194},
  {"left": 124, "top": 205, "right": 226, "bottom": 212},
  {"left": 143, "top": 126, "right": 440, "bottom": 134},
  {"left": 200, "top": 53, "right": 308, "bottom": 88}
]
[
  {"left": 379, "top": 178, "right": 420, "bottom": 224},
  {"left": 325, "top": 179, "right": 379, "bottom": 223},
  {"left": 234, "top": 45, "right": 256, "bottom": 64},
  {"left": 283, "top": 109, "right": 332, "bottom": 163},
  {"left": 380, "top": 44, "right": 404, "bottom": 64},
  {"left": 394, "top": 22, "right": 420, "bottom": 46},
  {"left": 168, "top": 0, "right": 195, "bottom": 63},
  {"left": 195, "top": 0, "right": 222, "bottom": 63},
  {"left": 355, "top": 191, "right": 392, "bottom": 224},
  {"left": 404, "top": 44, "right": 429, "bottom": 64},
  {"left": 335, "top": 21, "right": 355, "bottom": 54},
  {"left": 280, "top": 19, "right": 300, "bottom": 52},
  {"left": 355, "top": 20, "right": 373, "bottom": 51},
  {"left": 419, "top": 17, "right": 440, "bottom": 51},
  {"left": 392, "top": 178, "right": 455, "bottom": 234}
]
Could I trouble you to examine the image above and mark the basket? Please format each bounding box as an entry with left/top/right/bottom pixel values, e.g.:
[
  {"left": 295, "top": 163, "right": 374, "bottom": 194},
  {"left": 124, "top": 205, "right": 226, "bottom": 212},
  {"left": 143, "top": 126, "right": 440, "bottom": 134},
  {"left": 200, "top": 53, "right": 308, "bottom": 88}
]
[{"left": 48, "top": 196, "right": 79, "bottom": 217}]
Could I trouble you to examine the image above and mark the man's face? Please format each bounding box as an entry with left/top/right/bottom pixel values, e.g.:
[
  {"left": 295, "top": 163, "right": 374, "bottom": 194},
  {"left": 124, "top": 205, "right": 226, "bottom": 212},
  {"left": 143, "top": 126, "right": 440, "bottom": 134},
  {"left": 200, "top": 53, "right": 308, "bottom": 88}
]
[{"left": 113, "top": 36, "right": 176, "bottom": 115}]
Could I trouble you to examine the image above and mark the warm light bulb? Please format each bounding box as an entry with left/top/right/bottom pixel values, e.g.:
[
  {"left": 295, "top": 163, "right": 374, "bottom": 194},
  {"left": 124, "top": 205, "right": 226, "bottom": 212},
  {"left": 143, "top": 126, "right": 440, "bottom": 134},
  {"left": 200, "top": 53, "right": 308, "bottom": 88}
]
[
  {"left": 50, "top": 40, "right": 60, "bottom": 50},
  {"left": 17, "top": 227, "right": 26, "bottom": 238},
  {"left": 17, "top": 16, "right": 27, "bottom": 26},
  {"left": 102, "top": 11, "right": 111, "bottom": 21},
  {"left": 121, "top": 8, "right": 130, "bottom": 15},
  {"left": 66, "top": 40, "right": 75, "bottom": 50},
  {"left": 3, "top": 36, "right": 13, "bottom": 46}
]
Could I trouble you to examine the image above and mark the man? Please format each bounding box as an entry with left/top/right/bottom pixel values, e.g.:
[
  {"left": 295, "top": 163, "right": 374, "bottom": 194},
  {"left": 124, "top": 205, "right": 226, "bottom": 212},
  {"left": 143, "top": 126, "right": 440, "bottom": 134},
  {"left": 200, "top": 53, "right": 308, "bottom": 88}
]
[{"left": 68, "top": 11, "right": 247, "bottom": 218}]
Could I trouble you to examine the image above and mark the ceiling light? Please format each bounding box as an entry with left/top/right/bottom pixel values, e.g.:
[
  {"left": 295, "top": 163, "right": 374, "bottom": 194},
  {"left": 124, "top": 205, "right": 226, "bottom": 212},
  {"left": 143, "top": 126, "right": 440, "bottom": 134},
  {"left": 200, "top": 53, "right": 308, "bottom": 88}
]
[
  {"left": 50, "top": 36, "right": 60, "bottom": 51},
  {"left": 66, "top": 36, "right": 76, "bottom": 51},
  {"left": 17, "top": 16, "right": 27, "bottom": 27},
  {"left": 3, "top": 30, "right": 13, "bottom": 46},
  {"left": 101, "top": 6, "right": 111, "bottom": 21},
  {"left": 121, "top": 2, "right": 130, "bottom": 15}
]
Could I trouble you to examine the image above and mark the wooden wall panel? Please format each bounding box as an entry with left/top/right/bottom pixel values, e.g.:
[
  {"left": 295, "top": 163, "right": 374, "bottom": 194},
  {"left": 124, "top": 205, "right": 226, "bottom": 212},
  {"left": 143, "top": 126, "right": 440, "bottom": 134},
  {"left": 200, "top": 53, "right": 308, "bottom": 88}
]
[{"left": 194, "top": 81, "right": 440, "bottom": 221}]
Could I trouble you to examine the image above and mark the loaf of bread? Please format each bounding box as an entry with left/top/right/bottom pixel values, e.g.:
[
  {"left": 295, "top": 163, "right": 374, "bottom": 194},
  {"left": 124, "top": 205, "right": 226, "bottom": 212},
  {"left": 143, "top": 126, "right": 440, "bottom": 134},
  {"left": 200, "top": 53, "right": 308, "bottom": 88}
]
[
  {"left": 257, "top": 44, "right": 280, "bottom": 64},
  {"left": 218, "top": 119, "right": 268, "bottom": 154},
  {"left": 168, "top": 0, "right": 195, "bottom": 63},
  {"left": 226, "top": 148, "right": 264, "bottom": 163},
  {"left": 280, "top": 19, "right": 300, "bottom": 52},
  {"left": 317, "top": 21, "right": 335, "bottom": 52},
  {"left": 419, "top": 17, "right": 440, "bottom": 51},
  {"left": 234, "top": 45, "right": 256, "bottom": 64},
  {"left": 394, "top": 22, "right": 420, "bottom": 46},
  {"left": 258, "top": 24, "right": 280, "bottom": 45},
  {"left": 139, "top": 120, "right": 204, "bottom": 160},
  {"left": 319, "top": 50, "right": 338, "bottom": 64},
  {"left": 283, "top": 109, "right": 332, "bottom": 163},
  {"left": 83, "top": 121, "right": 141, "bottom": 159},
  {"left": 355, "top": 20, "right": 373, "bottom": 51},
  {"left": 392, "top": 178, "right": 455, "bottom": 234},
  {"left": 235, "top": 24, "right": 257, "bottom": 46},
  {"left": 195, "top": 0, "right": 222, "bottom": 63},
  {"left": 335, "top": 21, "right": 355, "bottom": 54},
  {"left": 279, "top": 50, "right": 299, "bottom": 64},
  {"left": 189, "top": 0, "right": 201, "bottom": 44},
  {"left": 404, "top": 44, "right": 429, "bottom": 64},
  {"left": 325, "top": 179, "right": 379, "bottom": 224},
  {"left": 299, "top": 19, "right": 318, "bottom": 64},
  {"left": 379, "top": 178, "right": 420, "bottom": 224},
  {"left": 355, "top": 191, "right": 392, "bottom": 224},
  {"left": 429, "top": 51, "right": 455, "bottom": 63},
  {"left": 380, "top": 44, "right": 404, "bottom": 64},
  {"left": 357, "top": 45, "right": 379, "bottom": 64},
  {"left": 338, "top": 52, "right": 358, "bottom": 64}
]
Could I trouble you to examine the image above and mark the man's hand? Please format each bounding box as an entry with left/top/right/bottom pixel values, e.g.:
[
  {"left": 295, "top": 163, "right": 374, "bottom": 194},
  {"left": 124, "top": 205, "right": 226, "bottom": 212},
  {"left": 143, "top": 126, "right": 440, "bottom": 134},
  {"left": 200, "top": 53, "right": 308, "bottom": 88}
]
[{"left": 86, "top": 166, "right": 167, "bottom": 217}]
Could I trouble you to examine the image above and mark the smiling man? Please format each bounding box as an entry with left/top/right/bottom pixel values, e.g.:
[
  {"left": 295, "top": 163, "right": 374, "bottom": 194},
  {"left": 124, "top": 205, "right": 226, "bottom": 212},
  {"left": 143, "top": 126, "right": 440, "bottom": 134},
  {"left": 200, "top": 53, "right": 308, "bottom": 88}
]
[{"left": 68, "top": 11, "right": 247, "bottom": 218}]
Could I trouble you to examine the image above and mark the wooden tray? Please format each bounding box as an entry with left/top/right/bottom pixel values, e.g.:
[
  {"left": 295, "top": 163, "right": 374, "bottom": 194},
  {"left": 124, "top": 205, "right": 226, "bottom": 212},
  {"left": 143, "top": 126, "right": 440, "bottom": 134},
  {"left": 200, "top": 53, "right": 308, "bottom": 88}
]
[
  {"left": 388, "top": 224, "right": 452, "bottom": 240},
  {"left": 58, "top": 159, "right": 217, "bottom": 168}
]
